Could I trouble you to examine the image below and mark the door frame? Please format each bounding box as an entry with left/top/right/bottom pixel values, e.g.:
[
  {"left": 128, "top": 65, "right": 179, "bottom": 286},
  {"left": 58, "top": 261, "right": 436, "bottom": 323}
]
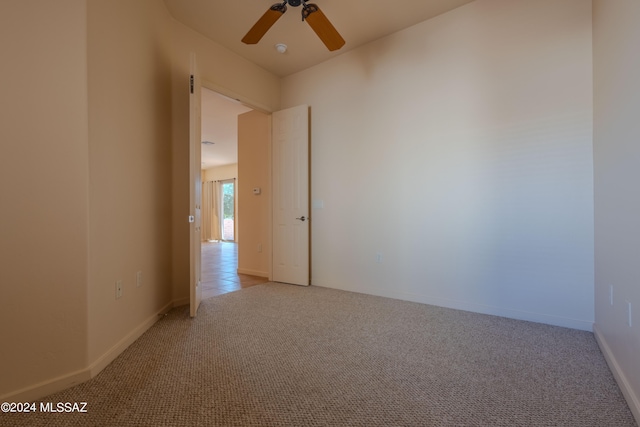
[
  {"left": 189, "top": 53, "right": 202, "bottom": 317},
  {"left": 198, "top": 81, "right": 311, "bottom": 285},
  {"left": 201, "top": 81, "right": 274, "bottom": 281},
  {"left": 219, "top": 178, "right": 237, "bottom": 242}
]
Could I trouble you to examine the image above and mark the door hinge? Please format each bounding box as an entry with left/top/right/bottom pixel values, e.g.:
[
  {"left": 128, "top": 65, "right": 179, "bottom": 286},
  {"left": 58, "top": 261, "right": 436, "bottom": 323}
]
[{"left": 190, "top": 75, "right": 194, "bottom": 94}]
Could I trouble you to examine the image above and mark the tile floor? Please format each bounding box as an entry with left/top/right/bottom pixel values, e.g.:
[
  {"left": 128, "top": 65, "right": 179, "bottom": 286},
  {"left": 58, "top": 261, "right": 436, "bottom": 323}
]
[{"left": 200, "top": 241, "right": 269, "bottom": 299}]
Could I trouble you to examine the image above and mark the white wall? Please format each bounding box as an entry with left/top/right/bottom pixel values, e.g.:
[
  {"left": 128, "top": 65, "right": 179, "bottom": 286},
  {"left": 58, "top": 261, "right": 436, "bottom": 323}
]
[
  {"left": 593, "top": 0, "right": 640, "bottom": 419},
  {"left": 281, "top": 0, "right": 594, "bottom": 330}
]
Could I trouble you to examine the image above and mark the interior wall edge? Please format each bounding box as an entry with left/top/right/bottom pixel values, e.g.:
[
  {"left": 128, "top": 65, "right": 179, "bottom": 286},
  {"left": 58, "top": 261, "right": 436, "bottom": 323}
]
[
  {"left": 1, "top": 299, "right": 180, "bottom": 402},
  {"left": 87, "top": 300, "right": 175, "bottom": 377},
  {"left": 594, "top": 324, "right": 640, "bottom": 424}
]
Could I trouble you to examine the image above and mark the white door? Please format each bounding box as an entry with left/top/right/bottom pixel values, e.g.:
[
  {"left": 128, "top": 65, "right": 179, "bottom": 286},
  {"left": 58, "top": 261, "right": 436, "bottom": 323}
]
[
  {"left": 189, "top": 53, "right": 202, "bottom": 317},
  {"left": 272, "top": 105, "right": 310, "bottom": 286}
]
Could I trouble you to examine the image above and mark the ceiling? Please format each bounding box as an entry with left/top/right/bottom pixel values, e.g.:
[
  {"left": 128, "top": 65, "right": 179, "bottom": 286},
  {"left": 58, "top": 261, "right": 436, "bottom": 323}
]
[
  {"left": 178, "top": 0, "right": 476, "bottom": 169},
  {"left": 163, "top": 0, "right": 476, "bottom": 78}
]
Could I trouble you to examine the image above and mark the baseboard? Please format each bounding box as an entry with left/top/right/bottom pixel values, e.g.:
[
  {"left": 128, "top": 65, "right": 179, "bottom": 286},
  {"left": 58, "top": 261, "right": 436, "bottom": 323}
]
[
  {"left": 594, "top": 324, "right": 640, "bottom": 424},
  {"left": 1, "top": 300, "right": 177, "bottom": 403},
  {"left": 237, "top": 268, "right": 268, "bottom": 278},
  {"left": 312, "top": 282, "right": 594, "bottom": 331},
  {"left": 171, "top": 296, "right": 189, "bottom": 307},
  {"left": 403, "top": 292, "right": 594, "bottom": 331},
  {"left": 0, "top": 368, "right": 91, "bottom": 403},
  {"left": 88, "top": 300, "right": 174, "bottom": 377}
]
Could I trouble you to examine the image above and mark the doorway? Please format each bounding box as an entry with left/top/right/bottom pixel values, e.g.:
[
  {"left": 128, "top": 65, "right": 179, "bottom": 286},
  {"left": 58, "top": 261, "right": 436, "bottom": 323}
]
[
  {"left": 201, "top": 88, "right": 272, "bottom": 295},
  {"left": 221, "top": 179, "right": 235, "bottom": 241},
  {"left": 199, "top": 86, "right": 252, "bottom": 303}
]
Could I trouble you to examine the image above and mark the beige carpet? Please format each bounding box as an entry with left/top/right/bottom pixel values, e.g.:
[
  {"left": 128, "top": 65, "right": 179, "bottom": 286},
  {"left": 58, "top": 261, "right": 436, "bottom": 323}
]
[{"left": 2, "top": 283, "right": 636, "bottom": 426}]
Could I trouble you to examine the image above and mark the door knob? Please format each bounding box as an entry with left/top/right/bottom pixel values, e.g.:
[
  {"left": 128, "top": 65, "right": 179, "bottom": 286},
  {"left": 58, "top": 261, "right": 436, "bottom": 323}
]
[{"left": 295, "top": 216, "right": 307, "bottom": 222}]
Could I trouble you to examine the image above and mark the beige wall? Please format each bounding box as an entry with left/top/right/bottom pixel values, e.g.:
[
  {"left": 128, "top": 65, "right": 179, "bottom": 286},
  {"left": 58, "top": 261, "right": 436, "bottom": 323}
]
[
  {"left": 0, "top": 0, "right": 89, "bottom": 398},
  {"left": 170, "top": 19, "right": 280, "bottom": 304},
  {"left": 86, "top": 0, "right": 174, "bottom": 364},
  {"left": 1, "top": 0, "right": 281, "bottom": 401},
  {"left": 238, "top": 111, "right": 272, "bottom": 278},
  {"left": 281, "top": 0, "right": 594, "bottom": 330},
  {"left": 593, "top": 0, "right": 640, "bottom": 419},
  {"left": 6, "top": 0, "right": 627, "bottom": 411}
]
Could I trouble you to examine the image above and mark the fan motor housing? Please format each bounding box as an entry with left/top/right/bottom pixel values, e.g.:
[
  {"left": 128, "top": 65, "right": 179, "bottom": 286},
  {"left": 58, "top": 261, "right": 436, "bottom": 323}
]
[{"left": 243, "top": 0, "right": 344, "bottom": 51}]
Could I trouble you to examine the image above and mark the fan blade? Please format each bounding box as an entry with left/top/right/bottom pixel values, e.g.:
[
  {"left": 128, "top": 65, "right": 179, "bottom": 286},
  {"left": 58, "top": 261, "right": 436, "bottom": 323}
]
[
  {"left": 302, "top": 4, "right": 345, "bottom": 51},
  {"left": 242, "top": 4, "right": 286, "bottom": 45}
]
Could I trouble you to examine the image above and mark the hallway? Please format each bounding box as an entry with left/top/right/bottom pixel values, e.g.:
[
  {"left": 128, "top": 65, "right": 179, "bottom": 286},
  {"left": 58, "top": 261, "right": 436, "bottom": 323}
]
[{"left": 200, "top": 241, "right": 269, "bottom": 299}]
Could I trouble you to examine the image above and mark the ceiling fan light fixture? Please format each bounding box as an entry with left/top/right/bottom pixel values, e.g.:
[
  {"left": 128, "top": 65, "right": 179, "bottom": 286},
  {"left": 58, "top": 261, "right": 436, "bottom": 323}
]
[
  {"left": 275, "top": 43, "right": 288, "bottom": 54},
  {"left": 242, "top": 0, "right": 344, "bottom": 51}
]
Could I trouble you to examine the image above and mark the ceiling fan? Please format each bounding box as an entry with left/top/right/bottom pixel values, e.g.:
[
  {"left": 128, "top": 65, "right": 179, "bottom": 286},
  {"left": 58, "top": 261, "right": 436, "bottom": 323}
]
[{"left": 242, "top": 0, "right": 345, "bottom": 51}]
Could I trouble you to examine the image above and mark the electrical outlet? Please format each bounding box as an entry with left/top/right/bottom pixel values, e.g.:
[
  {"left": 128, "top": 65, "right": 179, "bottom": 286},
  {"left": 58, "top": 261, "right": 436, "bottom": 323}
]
[
  {"left": 116, "top": 280, "right": 123, "bottom": 299},
  {"left": 136, "top": 271, "right": 142, "bottom": 288},
  {"left": 627, "top": 301, "right": 632, "bottom": 327}
]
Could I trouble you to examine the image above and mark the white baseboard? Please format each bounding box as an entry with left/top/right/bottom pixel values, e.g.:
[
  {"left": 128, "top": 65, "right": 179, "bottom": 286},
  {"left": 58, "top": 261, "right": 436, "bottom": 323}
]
[
  {"left": 594, "top": 324, "right": 640, "bottom": 424},
  {"left": 313, "top": 282, "right": 594, "bottom": 331},
  {"left": 0, "top": 368, "right": 91, "bottom": 403},
  {"left": 88, "top": 300, "right": 174, "bottom": 377},
  {"left": 401, "top": 291, "right": 594, "bottom": 331},
  {"left": 1, "top": 300, "right": 178, "bottom": 403},
  {"left": 237, "top": 268, "right": 268, "bottom": 278}
]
